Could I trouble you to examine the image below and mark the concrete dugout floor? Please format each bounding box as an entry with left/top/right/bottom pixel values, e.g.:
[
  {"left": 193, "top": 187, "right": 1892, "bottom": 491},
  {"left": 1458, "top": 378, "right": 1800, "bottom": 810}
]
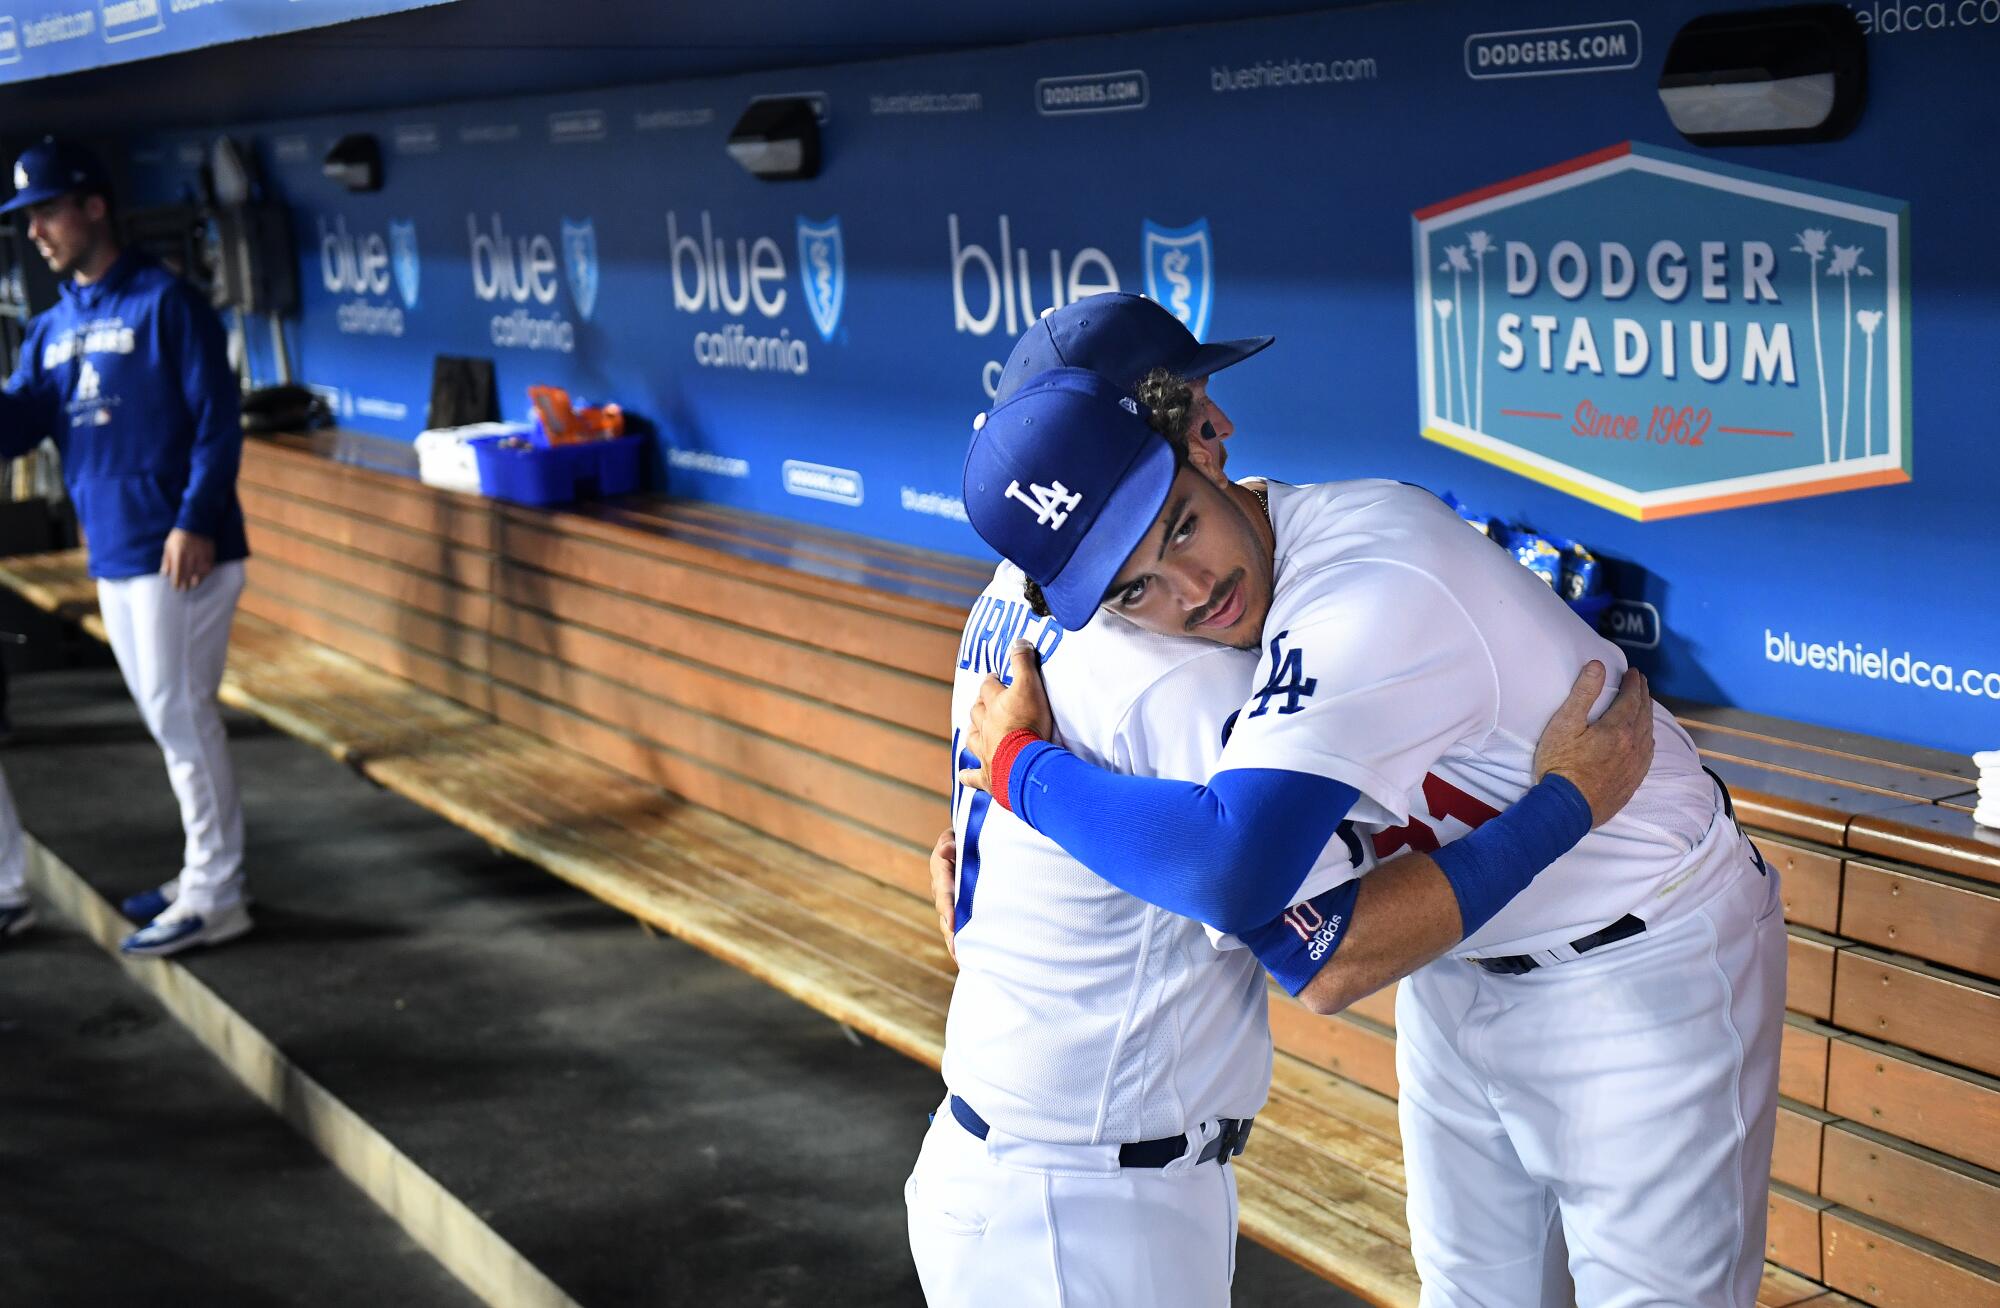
[{"left": 0, "top": 664, "right": 1360, "bottom": 1307}]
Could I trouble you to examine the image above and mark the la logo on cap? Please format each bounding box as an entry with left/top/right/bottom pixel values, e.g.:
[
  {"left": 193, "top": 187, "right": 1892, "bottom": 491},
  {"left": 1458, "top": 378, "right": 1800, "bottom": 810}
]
[
  {"left": 12, "top": 164, "right": 26, "bottom": 190},
  {"left": 1005, "top": 478, "right": 1082, "bottom": 530}
]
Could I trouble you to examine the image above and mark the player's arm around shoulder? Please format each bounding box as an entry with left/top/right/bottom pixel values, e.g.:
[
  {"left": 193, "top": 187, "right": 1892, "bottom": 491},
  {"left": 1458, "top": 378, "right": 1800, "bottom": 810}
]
[{"left": 1286, "top": 660, "right": 1655, "bottom": 1015}]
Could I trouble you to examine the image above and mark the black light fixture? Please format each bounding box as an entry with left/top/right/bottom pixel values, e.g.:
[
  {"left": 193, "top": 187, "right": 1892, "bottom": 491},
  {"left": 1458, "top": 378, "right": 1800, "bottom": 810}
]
[
  {"left": 1658, "top": 5, "right": 1866, "bottom": 146},
  {"left": 726, "top": 98, "right": 821, "bottom": 181},
  {"left": 321, "top": 133, "right": 383, "bottom": 192}
]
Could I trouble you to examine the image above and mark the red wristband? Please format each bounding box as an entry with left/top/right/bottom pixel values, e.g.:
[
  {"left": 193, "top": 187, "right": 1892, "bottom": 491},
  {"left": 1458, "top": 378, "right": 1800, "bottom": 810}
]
[{"left": 988, "top": 729, "right": 1043, "bottom": 813}]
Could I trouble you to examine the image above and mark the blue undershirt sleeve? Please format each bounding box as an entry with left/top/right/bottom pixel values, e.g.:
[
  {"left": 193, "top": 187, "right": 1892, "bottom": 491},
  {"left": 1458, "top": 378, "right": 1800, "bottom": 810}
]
[
  {"left": 1429, "top": 772, "right": 1594, "bottom": 936},
  {"left": 1235, "top": 878, "right": 1363, "bottom": 995},
  {"left": 1005, "top": 740, "right": 1358, "bottom": 936}
]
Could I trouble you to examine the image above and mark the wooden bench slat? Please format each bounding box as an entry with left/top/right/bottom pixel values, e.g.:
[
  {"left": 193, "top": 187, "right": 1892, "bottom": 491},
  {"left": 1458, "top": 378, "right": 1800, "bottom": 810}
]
[
  {"left": 495, "top": 516, "right": 960, "bottom": 681},
  {"left": 1831, "top": 948, "right": 2000, "bottom": 1078},
  {"left": 488, "top": 683, "right": 930, "bottom": 899},
  {"left": 1839, "top": 860, "right": 2000, "bottom": 974},
  {"left": 486, "top": 640, "right": 943, "bottom": 849},
  {"left": 1267, "top": 1056, "right": 1404, "bottom": 1149},
  {"left": 1821, "top": 1121, "right": 2000, "bottom": 1267},
  {"left": 362, "top": 733, "right": 953, "bottom": 1067},
  {"left": 1767, "top": 1180, "right": 1833, "bottom": 1280},
  {"left": 1755, "top": 835, "right": 1846, "bottom": 933},
  {"left": 1238, "top": 1098, "right": 1413, "bottom": 1248},
  {"left": 1846, "top": 804, "right": 2000, "bottom": 888},
  {"left": 1669, "top": 701, "right": 1979, "bottom": 788},
  {"left": 1703, "top": 757, "right": 1917, "bottom": 845},
  {"left": 1269, "top": 1001, "right": 1400, "bottom": 1099},
  {"left": 491, "top": 563, "right": 947, "bottom": 736},
  {"left": 240, "top": 447, "right": 498, "bottom": 551},
  {"left": 1345, "top": 982, "right": 1399, "bottom": 1029},
  {"left": 249, "top": 527, "right": 494, "bottom": 632},
  {"left": 0, "top": 546, "right": 96, "bottom": 617},
  {"left": 1774, "top": 1099, "right": 1833, "bottom": 1193},
  {"left": 1687, "top": 724, "right": 1976, "bottom": 804},
  {"left": 546, "top": 499, "right": 986, "bottom": 617},
  {"left": 247, "top": 563, "right": 491, "bottom": 673},
  {"left": 489, "top": 597, "right": 938, "bottom": 791},
  {"left": 1233, "top": 1165, "right": 1420, "bottom": 1308},
  {"left": 239, "top": 589, "right": 496, "bottom": 713},
  {"left": 242, "top": 493, "right": 498, "bottom": 590},
  {"left": 1783, "top": 1018, "right": 1834, "bottom": 1109},
  {"left": 1820, "top": 1207, "right": 2000, "bottom": 1308},
  {"left": 1788, "top": 928, "right": 1841, "bottom": 1022},
  {"left": 1825, "top": 1035, "right": 2000, "bottom": 1172},
  {"left": 1757, "top": 1261, "right": 1844, "bottom": 1306}
]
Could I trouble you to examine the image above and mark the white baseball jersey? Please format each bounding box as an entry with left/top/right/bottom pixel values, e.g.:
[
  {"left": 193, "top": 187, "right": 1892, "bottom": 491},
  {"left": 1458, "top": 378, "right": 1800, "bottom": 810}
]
[
  {"left": 946, "top": 561, "right": 1355, "bottom": 1145},
  {"left": 1219, "top": 479, "right": 1731, "bottom": 960}
]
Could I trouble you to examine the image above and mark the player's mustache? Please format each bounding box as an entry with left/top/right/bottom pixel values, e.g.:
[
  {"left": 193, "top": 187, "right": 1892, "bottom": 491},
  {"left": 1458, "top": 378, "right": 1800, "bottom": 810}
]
[{"left": 1185, "top": 569, "right": 1245, "bottom": 630}]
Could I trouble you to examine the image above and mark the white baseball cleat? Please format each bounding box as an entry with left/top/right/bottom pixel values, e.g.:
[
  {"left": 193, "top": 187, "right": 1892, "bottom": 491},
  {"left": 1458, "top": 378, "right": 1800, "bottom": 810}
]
[{"left": 120, "top": 901, "right": 253, "bottom": 958}]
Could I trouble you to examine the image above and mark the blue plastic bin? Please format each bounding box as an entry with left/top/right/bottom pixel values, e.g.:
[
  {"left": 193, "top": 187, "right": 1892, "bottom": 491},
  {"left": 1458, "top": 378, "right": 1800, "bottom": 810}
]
[{"left": 470, "top": 434, "right": 643, "bottom": 506}]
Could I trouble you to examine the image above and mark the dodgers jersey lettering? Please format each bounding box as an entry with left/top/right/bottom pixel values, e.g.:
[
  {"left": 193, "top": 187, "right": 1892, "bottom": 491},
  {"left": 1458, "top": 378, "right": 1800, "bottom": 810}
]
[
  {"left": 947, "top": 561, "right": 1357, "bottom": 1145},
  {"left": 1219, "top": 480, "right": 1729, "bottom": 960}
]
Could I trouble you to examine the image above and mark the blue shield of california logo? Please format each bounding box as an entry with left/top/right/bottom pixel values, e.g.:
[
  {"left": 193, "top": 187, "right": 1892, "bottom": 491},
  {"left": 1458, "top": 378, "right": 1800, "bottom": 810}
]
[
  {"left": 1142, "top": 218, "right": 1213, "bottom": 340},
  {"left": 561, "top": 218, "right": 599, "bottom": 321},
  {"left": 388, "top": 220, "right": 420, "bottom": 310},
  {"left": 796, "top": 216, "right": 845, "bottom": 342}
]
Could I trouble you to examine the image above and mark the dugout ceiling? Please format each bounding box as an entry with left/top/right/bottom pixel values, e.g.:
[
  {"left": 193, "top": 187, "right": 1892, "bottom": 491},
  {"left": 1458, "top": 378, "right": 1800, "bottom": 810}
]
[{"left": 0, "top": 0, "right": 1368, "bottom": 135}]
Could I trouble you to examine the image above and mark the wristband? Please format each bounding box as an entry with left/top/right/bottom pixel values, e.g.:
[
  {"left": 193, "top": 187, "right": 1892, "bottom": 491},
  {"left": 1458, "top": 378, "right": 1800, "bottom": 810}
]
[
  {"left": 988, "top": 729, "right": 1043, "bottom": 813},
  {"left": 1431, "top": 773, "right": 1593, "bottom": 938}
]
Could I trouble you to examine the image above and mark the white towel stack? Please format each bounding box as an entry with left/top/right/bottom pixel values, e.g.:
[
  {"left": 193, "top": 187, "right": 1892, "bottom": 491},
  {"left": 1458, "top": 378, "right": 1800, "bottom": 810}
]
[{"left": 1975, "top": 750, "right": 2000, "bottom": 830}]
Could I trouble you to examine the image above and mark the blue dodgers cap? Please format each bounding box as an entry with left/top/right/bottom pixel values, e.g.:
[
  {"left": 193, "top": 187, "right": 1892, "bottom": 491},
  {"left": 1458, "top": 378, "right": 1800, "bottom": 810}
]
[
  {"left": 963, "top": 367, "right": 1176, "bottom": 631},
  {"left": 2, "top": 138, "right": 110, "bottom": 214},
  {"left": 992, "top": 291, "right": 1273, "bottom": 404}
]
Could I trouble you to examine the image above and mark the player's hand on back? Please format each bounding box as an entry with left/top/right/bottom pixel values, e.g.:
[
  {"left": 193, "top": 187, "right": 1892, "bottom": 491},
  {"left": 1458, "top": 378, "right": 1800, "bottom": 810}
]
[
  {"left": 957, "top": 641, "right": 1056, "bottom": 795},
  {"left": 930, "top": 827, "right": 959, "bottom": 964},
  {"left": 1531, "top": 660, "right": 1655, "bottom": 828}
]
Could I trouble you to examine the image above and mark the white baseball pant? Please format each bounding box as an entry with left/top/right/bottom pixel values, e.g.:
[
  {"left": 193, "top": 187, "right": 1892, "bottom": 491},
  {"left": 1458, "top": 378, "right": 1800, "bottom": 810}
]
[
  {"left": 0, "top": 764, "right": 25, "bottom": 907},
  {"left": 1396, "top": 837, "right": 1785, "bottom": 1308},
  {"left": 96, "top": 560, "right": 247, "bottom": 915},
  {"left": 906, "top": 1102, "right": 1240, "bottom": 1307}
]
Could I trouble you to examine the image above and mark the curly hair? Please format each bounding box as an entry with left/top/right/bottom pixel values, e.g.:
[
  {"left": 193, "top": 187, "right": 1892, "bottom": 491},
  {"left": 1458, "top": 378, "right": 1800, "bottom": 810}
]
[{"left": 1019, "top": 369, "right": 1194, "bottom": 618}]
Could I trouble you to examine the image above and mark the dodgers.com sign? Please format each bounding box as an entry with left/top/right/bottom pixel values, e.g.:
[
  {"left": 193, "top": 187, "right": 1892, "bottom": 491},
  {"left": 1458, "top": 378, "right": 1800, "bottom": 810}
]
[{"left": 1413, "top": 142, "right": 1910, "bottom": 520}]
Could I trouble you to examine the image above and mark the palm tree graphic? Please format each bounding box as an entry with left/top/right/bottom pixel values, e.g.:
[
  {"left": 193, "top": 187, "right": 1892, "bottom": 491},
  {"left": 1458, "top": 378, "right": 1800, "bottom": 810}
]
[
  {"left": 1441, "top": 245, "right": 1472, "bottom": 427},
  {"left": 1433, "top": 298, "right": 1455, "bottom": 422},
  {"left": 1793, "top": 228, "right": 1832, "bottom": 461},
  {"left": 1856, "top": 309, "right": 1883, "bottom": 458},
  {"left": 1468, "top": 231, "right": 1494, "bottom": 428},
  {"left": 1828, "top": 245, "right": 1873, "bottom": 461}
]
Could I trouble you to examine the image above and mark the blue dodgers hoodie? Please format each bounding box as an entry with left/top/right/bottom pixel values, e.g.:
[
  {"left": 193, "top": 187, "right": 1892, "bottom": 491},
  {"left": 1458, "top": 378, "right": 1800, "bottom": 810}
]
[{"left": 0, "top": 250, "right": 249, "bottom": 579}]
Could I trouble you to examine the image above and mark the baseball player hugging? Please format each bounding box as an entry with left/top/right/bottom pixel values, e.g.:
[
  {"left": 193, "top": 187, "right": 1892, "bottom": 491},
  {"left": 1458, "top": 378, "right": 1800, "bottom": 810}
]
[
  {"left": 910, "top": 295, "right": 1680, "bottom": 1308},
  {"left": 953, "top": 351, "right": 1786, "bottom": 1308}
]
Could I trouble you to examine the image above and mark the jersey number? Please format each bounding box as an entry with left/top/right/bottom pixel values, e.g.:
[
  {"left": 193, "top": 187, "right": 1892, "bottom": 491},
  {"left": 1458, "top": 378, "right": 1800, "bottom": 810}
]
[
  {"left": 951, "top": 733, "right": 991, "bottom": 931},
  {"left": 1371, "top": 774, "right": 1502, "bottom": 859}
]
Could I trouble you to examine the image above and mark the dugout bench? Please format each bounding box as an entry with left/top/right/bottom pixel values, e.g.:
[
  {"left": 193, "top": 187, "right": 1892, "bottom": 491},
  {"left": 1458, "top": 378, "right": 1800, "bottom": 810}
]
[{"left": 3, "top": 431, "right": 1994, "bottom": 1308}]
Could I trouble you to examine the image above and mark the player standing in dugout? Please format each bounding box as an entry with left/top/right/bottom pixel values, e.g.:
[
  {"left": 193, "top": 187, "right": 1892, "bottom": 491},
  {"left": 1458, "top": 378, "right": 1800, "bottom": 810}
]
[{"left": 0, "top": 138, "right": 254, "bottom": 957}]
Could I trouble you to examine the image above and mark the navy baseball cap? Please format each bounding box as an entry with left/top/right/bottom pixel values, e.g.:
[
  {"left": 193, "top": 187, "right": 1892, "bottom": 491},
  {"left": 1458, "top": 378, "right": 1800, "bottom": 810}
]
[
  {"left": 2, "top": 138, "right": 110, "bottom": 214},
  {"left": 992, "top": 291, "right": 1272, "bottom": 404},
  {"left": 963, "top": 367, "right": 1176, "bottom": 630}
]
